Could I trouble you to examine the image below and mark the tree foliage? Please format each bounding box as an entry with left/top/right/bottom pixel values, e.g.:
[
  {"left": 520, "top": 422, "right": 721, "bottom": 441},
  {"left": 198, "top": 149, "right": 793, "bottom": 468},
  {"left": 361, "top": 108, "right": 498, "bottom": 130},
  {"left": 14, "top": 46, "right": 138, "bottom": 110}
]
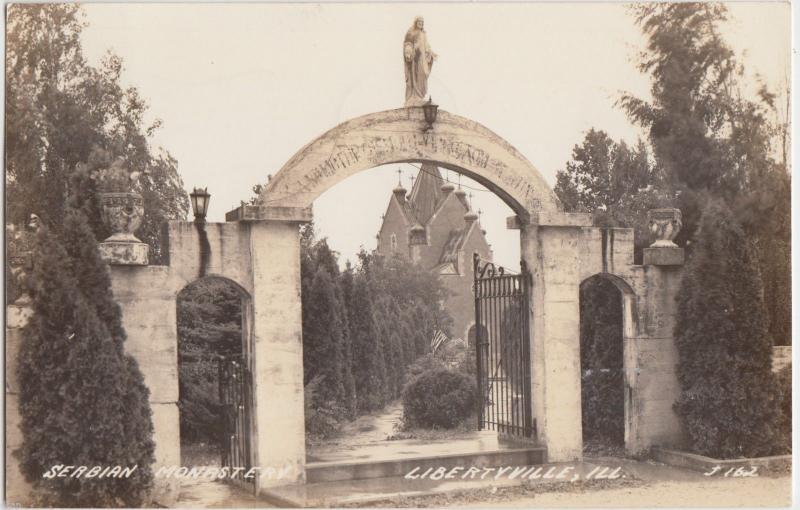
[
  {"left": 674, "top": 201, "right": 781, "bottom": 458},
  {"left": 18, "top": 210, "right": 154, "bottom": 507},
  {"left": 176, "top": 278, "right": 244, "bottom": 444},
  {"left": 6, "top": 4, "right": 189, "bottom": 262},
  {"left": 402, "top": 368, "right": 477, "bottom": 429},
  {"left": 298, "top": 228, "right": 452, "bottom": 436},
  {"left": 554, "top": 129, "right": 671, "bottom": 261},
  {"left": 579, "top": 277, "right": 624, "bottom": 447}
]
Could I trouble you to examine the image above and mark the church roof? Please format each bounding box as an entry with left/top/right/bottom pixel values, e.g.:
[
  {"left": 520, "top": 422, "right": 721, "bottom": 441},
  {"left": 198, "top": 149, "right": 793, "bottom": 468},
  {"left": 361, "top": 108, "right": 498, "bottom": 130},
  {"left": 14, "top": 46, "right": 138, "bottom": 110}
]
[
  {"left": 408, "top": 163, "right": 445, "bottom": 224},
  {"left": 437, "top": 225, "right": 474, "bottom": 274}
]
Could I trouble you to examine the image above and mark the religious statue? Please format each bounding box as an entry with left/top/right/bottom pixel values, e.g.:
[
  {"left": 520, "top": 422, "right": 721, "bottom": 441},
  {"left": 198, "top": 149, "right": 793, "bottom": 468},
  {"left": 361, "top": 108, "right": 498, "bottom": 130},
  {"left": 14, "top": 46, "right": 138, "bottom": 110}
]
[{"left": 404, "top": 16, "right": 437, "bottom": 107}]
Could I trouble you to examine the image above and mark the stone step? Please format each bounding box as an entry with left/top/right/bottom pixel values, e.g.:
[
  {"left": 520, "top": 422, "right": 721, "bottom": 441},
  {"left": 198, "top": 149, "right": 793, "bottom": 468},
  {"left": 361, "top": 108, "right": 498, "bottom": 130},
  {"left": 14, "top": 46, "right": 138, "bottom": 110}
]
[
  {"left": 305, "top": 444, "right": 546, "bottom": 483},
  {"left": 261, "top": 458, "right": 642, "bottom": 508}
]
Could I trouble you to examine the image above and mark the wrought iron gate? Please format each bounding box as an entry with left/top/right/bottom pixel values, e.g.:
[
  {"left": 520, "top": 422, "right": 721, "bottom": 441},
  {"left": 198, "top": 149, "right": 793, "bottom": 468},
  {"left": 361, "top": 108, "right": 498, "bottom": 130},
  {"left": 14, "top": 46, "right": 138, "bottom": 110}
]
[
  {"left": 473, "top": 254, "right": 534, "bottom": 438},
  {"left": 218, "top": 354, "right": 255, "bottom": 492}
]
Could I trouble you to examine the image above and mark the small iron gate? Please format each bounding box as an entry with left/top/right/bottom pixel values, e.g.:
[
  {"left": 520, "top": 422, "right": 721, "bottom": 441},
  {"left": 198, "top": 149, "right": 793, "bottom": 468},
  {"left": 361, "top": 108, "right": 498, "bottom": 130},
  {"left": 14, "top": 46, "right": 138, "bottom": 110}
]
[
  {"left": 473, "top": 254, "right": 535, "bottom": 438},
  {"left": 218, "top": 354, "right": 255, "bottom": 492}
]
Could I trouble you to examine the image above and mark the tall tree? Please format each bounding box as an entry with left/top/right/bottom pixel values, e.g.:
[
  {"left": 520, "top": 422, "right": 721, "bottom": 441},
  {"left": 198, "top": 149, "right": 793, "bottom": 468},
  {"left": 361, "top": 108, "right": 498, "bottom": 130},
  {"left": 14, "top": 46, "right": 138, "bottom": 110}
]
[
  {"left": 673, "top": 200, "right": 780, "bottom": 458},
  {"left": 6, "top": 4, "right": 189, "bottom": 262},
  {"left": 303, "top": 268, "right": 347, "bottom": 409},
  {"left": 338, "top": 264, "right": 358, "bottom": 417},
  {"left": 554, "top": 129, "right": 671, "bottom": 260},
  {"left": 348, "top": 273, "right": 387, "bottom": 412},
  {"left": 619, "top": 3, "right": 789, "bottom": 240}
]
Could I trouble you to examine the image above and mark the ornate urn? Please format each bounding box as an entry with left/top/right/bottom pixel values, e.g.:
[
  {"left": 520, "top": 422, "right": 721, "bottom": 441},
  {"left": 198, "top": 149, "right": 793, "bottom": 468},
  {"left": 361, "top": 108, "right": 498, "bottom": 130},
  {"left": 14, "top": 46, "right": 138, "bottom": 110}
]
[
  {"left": 99, "top": 192, "right": 145, "bottom": 243},
  {"left": 647, "top": 208, "right": 682, "bottom": 248},
  {"left": 94, "top": 160, "right": 149, "bottom": 265}
]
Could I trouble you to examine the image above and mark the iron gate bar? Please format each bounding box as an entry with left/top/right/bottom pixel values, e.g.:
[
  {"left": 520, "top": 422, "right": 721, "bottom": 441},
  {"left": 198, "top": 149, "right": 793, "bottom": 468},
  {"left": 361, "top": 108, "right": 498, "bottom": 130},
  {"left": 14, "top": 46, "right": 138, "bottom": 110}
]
[
  {"left": 219, "top": 354, "right": 256, "bottom": 493},
  {"left": 473, "top": 253, "right": 534, "bottom": 438}
]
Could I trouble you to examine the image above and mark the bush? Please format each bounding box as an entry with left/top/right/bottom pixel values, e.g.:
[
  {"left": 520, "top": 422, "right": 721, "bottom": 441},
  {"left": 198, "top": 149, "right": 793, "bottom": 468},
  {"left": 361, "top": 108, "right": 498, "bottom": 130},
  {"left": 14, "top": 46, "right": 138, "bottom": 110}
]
[
  {"left": 304, "top": 376, "right": 346, "bottom": 440},
  {"left": 18, "top": 210, "right": 154, "bottom": 507},
  {"left": 674, "top": 200, "right": 781, "bottom": 458},
  {"left": 402, "top": 368, "right": 476, "bottom": 429},
  {"left": 774, "top": 364, "right": 791, "bottom": 452},
  {"left": 406, "top": 354, "right": 446, "bottom": 381}
]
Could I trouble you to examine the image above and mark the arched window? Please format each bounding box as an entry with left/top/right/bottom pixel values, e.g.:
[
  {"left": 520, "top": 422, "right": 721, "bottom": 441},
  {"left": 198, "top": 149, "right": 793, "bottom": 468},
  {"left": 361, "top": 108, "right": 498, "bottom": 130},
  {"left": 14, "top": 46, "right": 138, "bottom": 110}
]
[{"left": 390, "top": 233, "right": 397, "bottom": 252}]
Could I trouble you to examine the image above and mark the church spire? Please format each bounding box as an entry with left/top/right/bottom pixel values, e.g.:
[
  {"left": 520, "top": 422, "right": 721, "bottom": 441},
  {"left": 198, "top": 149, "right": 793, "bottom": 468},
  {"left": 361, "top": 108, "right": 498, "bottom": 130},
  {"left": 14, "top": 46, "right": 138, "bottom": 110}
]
[{"left": 408, "top": 163, "right": 444, "bottom": 224}]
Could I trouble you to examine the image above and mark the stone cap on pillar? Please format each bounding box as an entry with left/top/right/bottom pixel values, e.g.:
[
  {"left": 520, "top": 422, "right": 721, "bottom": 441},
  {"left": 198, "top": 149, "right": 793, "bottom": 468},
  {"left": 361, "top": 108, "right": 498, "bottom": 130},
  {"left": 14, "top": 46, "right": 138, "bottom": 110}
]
[
  {"left": 507, "top": 211, "right": 593, "bottom": 230},
  {"left": 225, "top": 205, "right": 313, "bottom": 223}
]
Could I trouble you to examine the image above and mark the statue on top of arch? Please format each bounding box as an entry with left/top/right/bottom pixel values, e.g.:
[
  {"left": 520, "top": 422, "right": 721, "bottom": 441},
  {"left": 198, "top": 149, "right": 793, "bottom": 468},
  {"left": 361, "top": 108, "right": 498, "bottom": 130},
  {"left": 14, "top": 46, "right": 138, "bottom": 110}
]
[{"left": 404, "top": 16, "right": 437, "bottom": 107}]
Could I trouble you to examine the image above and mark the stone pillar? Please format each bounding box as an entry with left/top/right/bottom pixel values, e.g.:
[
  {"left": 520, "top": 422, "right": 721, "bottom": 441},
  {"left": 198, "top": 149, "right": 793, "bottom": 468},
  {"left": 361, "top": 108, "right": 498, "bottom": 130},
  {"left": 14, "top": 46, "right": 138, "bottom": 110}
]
[
  {"left": 6, "top": 302, "right": 34, "bottom": 505},
  {"left": 637, "top": 208, "right": 686, "bottom": 448},
  {"left": 6, "top": 224, "right": 37, "bottom": 505},
  {"left": 518, "top": 211, "right": 592, "bottom": 461},
  {"left": 249, "top": 216, "right": 307, "bottom": 490}
]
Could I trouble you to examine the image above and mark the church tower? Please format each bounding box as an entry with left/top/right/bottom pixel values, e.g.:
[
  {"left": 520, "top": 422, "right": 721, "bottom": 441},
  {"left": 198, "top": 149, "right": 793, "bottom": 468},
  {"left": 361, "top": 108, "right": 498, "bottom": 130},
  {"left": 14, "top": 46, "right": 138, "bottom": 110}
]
[{"left": 376, "top": 164, "right": 493, "bottom": 345}]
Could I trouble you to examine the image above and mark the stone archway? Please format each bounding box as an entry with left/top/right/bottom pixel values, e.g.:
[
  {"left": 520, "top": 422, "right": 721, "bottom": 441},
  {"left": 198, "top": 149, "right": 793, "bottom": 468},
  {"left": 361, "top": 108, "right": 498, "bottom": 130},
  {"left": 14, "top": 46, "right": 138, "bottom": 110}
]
[
  {"left": 255, "top": 108, "right": 561, "bottom": 218},
  {"left": 223, "top": 106, "right": 597, "bottom": 491},
  {"left": 72, "top": 107, "right": 682, "bottom": 502}
]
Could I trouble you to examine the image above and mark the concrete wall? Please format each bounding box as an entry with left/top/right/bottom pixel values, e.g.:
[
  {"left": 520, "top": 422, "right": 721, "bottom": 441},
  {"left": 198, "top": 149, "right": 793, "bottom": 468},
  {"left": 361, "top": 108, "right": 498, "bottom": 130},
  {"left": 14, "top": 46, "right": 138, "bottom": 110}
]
[
  {"left": 772, "top": 346, "right": 792, "bottom": 372},
  {"left": 575, "top": 226, "right": 686, "bottom": 452},
  {"left": 106, "top": 221, "right": 259, "bottom": 502},
  {"left": 519, "top": 218, "right": 686, "bottom": 460}
]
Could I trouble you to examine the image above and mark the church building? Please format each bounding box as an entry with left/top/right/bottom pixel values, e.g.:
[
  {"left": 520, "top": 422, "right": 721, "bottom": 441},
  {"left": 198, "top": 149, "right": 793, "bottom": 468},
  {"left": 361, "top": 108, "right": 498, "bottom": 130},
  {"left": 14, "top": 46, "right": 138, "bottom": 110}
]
[{"left": 375, "top": 163, "right": 493, "bottom": 345}]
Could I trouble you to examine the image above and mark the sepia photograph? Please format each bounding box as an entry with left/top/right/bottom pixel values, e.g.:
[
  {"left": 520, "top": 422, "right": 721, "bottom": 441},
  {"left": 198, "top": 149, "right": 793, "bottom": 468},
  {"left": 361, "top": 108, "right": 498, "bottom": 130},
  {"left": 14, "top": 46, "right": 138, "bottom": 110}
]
[{"left": 4, "top": 2, "right": 793, "bottom": 508}]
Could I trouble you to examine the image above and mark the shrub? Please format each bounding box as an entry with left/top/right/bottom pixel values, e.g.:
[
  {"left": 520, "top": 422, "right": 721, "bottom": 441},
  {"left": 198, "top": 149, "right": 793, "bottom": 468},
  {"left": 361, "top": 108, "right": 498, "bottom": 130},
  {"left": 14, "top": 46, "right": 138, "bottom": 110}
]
[
  {"left": 673, "top": 200, "right": 780, "bottom": 458},
  {"left": 304, "top": 376, "right": 345, "bottom": 440},
  {"left": 406, "top": 354, "right": 446, "bottom": 381},
  {"left": 18, "top": 209, "right": 154, "bottom": 507},
  {"left": 402, "top": 368, "right": 477, "bottom": 429}
]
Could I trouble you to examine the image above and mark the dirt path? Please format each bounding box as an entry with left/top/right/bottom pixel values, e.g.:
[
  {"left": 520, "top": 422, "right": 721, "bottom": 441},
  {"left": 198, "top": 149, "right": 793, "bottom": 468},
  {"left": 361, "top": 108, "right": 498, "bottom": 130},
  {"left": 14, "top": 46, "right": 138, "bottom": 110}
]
[{"left": 464, "top": 476, "right": 792, "bottom": 508}]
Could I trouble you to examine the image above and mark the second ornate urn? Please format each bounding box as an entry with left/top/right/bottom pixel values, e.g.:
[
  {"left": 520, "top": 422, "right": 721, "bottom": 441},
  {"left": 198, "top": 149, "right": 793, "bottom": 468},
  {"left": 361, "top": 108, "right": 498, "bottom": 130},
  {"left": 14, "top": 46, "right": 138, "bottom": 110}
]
[{"left": 647, "top": 208, "right": 682, "bottom": 248}]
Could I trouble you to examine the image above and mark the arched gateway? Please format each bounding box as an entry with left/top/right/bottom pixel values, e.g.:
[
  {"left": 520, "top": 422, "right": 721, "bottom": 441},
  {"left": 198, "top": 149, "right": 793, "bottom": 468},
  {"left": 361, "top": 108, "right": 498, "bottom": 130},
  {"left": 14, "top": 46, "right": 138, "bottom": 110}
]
[
  {"left": 258, "top": 107, "right": 560, "bottom": 218},
  {"left": 2, "top": 105, "right": 686, "bottom": 503}
]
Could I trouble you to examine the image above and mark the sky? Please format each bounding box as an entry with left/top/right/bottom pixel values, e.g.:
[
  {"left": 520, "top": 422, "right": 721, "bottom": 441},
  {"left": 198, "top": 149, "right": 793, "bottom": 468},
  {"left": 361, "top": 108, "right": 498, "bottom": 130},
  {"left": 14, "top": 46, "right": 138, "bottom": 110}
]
[{"left": 79, "top": 2, "right": 791, "bottom": 269}]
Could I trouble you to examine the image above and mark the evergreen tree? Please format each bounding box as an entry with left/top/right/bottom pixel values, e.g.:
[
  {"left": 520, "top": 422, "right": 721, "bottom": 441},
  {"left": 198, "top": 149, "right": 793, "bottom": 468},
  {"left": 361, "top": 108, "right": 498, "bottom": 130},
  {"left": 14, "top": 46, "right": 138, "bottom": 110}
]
[
  {"left": 303, "top": 268, "right": 346, "bottom": 408},
  {"left": 349, "top": 274, "right": 386, "bottom": 412},
  {"left": 338, "top": 264, "right": 358, "bottom": 417},
  {"left": 673, "top": 200, "right": 779, "bottom": 458},
  {"left": 18, "top": 216, "right": 154, "bottom": 506}
]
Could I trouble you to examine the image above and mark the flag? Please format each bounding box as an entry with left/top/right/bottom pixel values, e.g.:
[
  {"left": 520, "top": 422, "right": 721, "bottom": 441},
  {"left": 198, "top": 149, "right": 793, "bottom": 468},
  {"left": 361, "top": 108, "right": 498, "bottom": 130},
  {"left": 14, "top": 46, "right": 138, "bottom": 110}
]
[{"left": 430, "top": 329, "right": 448, "bottom": 354}]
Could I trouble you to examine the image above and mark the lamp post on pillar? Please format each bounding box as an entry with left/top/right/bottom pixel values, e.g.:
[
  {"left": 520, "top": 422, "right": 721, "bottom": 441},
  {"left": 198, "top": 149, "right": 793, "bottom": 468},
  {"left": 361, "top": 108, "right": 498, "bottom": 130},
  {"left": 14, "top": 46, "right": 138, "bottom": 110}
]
[
  {"left": 190, "top": 187, "right": 212, "bottom": 277},
  {"left": 190, "top": 187, "right": 211, "bottom": 225}
]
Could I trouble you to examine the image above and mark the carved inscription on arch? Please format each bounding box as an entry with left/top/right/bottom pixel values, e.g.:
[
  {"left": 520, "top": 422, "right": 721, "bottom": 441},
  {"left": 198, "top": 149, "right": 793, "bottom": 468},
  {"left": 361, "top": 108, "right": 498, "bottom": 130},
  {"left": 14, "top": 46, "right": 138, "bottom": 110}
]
[{"left": 286, "top": 131, "right": 540, "bottom": 208}]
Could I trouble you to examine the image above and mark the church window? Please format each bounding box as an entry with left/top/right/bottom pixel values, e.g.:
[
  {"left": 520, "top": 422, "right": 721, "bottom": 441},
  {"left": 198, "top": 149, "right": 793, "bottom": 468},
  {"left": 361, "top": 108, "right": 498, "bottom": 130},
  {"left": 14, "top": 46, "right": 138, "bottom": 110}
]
[{"left": 391, "top": 234, "right": 397, "bottom": 252}]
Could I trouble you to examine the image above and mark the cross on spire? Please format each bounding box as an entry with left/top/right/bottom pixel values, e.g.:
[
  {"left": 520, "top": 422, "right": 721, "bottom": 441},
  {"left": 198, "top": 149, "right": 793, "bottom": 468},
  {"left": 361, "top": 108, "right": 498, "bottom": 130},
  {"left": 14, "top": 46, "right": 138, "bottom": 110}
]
[
  {"left": 396, "top": 168, "right": 403, "bottom": 186},
  {"left": 410, "top": 174, "right": 415, "bottom": 187},
  {"left": 468, "top": 192, "right": 474, "bottom": 208},
  {"left": 458, "top": 173, "right": 462, "bottom": 189}
]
